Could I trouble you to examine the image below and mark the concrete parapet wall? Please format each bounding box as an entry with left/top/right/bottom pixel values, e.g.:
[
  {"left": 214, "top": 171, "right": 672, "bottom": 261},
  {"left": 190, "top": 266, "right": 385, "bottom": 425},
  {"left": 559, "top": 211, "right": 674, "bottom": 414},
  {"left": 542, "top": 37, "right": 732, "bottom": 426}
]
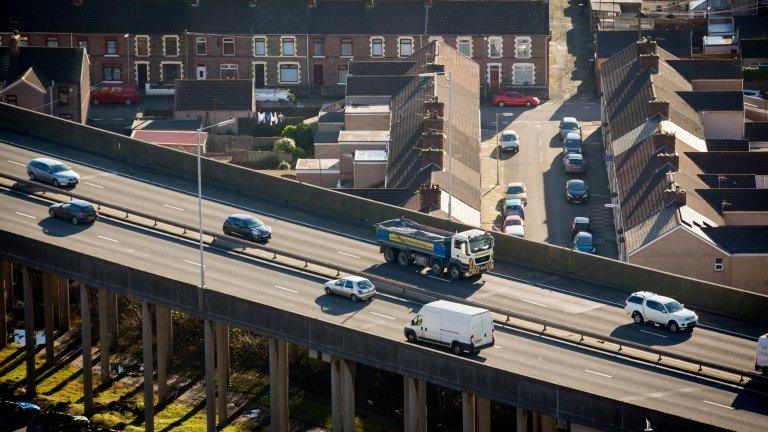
[{"left": 1, "top": 103, "right": 766, "bottom": 322}]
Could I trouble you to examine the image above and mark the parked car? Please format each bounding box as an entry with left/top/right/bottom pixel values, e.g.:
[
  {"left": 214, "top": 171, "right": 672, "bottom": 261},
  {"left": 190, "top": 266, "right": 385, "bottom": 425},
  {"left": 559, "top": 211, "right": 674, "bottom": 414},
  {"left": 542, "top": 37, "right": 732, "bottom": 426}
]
[
  {"left": 27, "top": 157, "right": 80, "bottom": 187},
  {"left": 223, "top": 214, "right": 272, "bottom": 242},
  {"left": 90, "top": 82, "right": 140, "bottom": 106},
  {"left": 570, "top": 216, "right": 592, "bottom": 237},
  {"left": 0, "top": 400, "right": 40, "bottom": 431},
  {"left": 566, "top": 179, "right": 589, "bottom": 203},
  {"left": 504, "top": 182, "right": 527, "bottom": 205},
  {"left": 503, "top": 215, "right": 525, "bottom": 238},
  {"left": 499, "top": 130, "right": 520, "bottom": 153},
  {"left": 324, "top": 275, "right": 376, "bottom": 302},
  {"left": 559, "top": 117, "right": 581, "bottom": 139},
  {"left": 624, "top": 291, "right": 698, "bottom": 332},
  {"left": 502, "top": 198, "right": 525, "bottom": 219},
  {"left": 49, "top": 200, "right": 98, "bottom": 225},
  {"left": 491, "top": 91, "right": 539, "bottom": 108},
  {"left": 743, "top": 89, "right": 764, "bottom": 99},
  {"left": 27, "top": 411, "right": 89, "bottom": 432},
  {"left": 562, "top": 131, "right": 583, "bottom": 154},
  {"left": 756, "top": 333, "right": 768, "bottom": 375},
  {"left": 404, "top": 300, "right": 494, "bottom": 355},
  {"left": 563, "top": 153, "right": 586, "bottom": 174},
  {"left": 572, "top": 231, "right": 596, "bottom": 254}
]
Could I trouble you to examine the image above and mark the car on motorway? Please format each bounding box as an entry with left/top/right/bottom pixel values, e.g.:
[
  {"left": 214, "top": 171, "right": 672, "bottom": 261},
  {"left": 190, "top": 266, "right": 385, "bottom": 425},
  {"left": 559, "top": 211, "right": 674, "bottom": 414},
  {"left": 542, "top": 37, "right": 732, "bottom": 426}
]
[
  {"left": 504, "top": 182, "right": 527, "bottom": 205},
  {"left": 572, "top": 231, "right": 596, "bottom": 254},
  {"left": 562, "top": 131, "right": 583, "bottom": 155},
  {"left": 563, "top": 152, "right": 586, "bottom": 174},
  {"left": 27, "top": 411, "right": 89, "bottom": 432},
  {"left": 324, "top": 275, "right": 376, "bottom": 302},
  {"left": 502, "top": 198, "right": 525, "bottom": 220},
  {"left": 223, "top": 214, "right": 272, "bottom": 242},
  {"left": 404, "top": 300, "right": 494, "bottom": 355},
  {"left": 49, "top": 199, "right": 98, "bottom": 225},
  {"left": 491, "top": 91, "right": 539, "bottom": 108},
  {"left": 565, "top": 179, "right": 589, "bottom": 203},
  {"left": 570, "top": 216, "right": 592, "bottom": 237},
  {"left": 27, "top": 158, "right": 80, "bottom": 187},
  {"left": 559, "top": 117, "right": 581, "bottom": 139},
  {"left": 498, "top": 130, "right": 520, "bottom": 153},
  {"left": 0, "top": 399, "right": 41, "bottom": 431},
  {"left": 756, "top": 333, "right": 768, "bottom": 375},
  {"left": 502, "top": 215, "right": 525, "bottom": 238},
  {"left": 624, "top": 291, "right": 698, "bottom": 332}
]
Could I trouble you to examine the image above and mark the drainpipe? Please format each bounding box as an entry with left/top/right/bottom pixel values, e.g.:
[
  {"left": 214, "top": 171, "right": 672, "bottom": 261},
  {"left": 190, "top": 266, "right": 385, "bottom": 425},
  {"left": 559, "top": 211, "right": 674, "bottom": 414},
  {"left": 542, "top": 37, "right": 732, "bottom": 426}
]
[
  {"left": 49, "top": 80, "right": 55, "bottom": 115},
  {"left": 305, "top": 34, "right": 310, "bottom": 92}
]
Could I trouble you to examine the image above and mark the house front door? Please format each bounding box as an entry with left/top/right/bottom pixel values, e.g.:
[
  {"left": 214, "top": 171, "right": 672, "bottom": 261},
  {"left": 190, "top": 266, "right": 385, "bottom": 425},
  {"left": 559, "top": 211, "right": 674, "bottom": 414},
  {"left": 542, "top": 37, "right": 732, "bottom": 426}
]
[
  {"left": 196, "top": 65, "right": 206, "bottom": 80},
  {"left": 137, "top": 64, "right": 148, "bottom": 86},
  {"left": 253, "top": 64, "right": 265, "bottom": 88},
  {"left": 489, "top": 65, "right": 501, "bottom": 95},
  {"left": 313, "top": 64, "right": 323, "bottom": 90}
]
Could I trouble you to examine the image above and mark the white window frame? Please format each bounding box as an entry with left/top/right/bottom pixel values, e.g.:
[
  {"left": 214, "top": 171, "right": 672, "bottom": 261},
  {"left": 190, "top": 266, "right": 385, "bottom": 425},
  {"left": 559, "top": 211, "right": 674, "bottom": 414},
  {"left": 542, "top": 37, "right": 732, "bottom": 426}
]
[
  {"left": 515, "top": 36, "right": 532, "bottom": 59},
  {"left": 253, "top": 36, "right": 267, "bottom": 57},
  {"left": 163, "top": 35, "right": 179, "bottom": 57},
  {"left": 277, "top": 61, "right": 301, "bottom": 84},
  {"left": 105, "top": 38, "right": 118, "bottom": 57},
  {"left": 135, "top": 35, "right": 150, "bottom": 57},
  {"left": 280, "top": 36, "right": 296, "bottom": 57},
  {"left": 159, "top": 61, "right": 184, "bottom": 82},
  {"left": 195, "top": 37, "right": 207, "bottom": 55},
  {"left": 398, "top": 36, "right": 414, "bottom": 57},
  {"left": 714, "top": 258, "right": 724, "bottom": 271},
  {"left": 340, "top": 38, "right": 353, "bottom": 58},
  {"left": 134, "top": 60, "right": 150, "bottom": 83},
  {"left": 456, "top": 37, "right": 473, "bottom": 58},
  {"left": 222, "top": 37, "right": 236, "bottom": 56},
  {"left": 370, "top": 36, "right": 385, "bottom": 57},
  {"left": 488, "top": 36, "right": 503, "bottom": 58},
  {"left": 512, "top": 63, "right": 535, "bottom": 86},
  {"left": 220, "top": 64, "right": 240, "bottom": 79},
  {"left": 313, "top": 38, "right": 325, "bottom": 58}
]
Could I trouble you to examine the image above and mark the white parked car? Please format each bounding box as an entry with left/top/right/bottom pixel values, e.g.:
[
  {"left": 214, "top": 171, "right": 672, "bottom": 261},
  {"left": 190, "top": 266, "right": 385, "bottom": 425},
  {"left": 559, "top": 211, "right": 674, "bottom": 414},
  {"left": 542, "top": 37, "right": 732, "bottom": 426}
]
[
  {"left": 756, "top": 333, "right": 768, "bottom": 375},
  {"left": 624, "top": 291, "right": 698, "bottom": 332},
  {"left": 324, "top": 276, "right": 376, "bottom": 302},
  {"left": 499, "top": 130, "right": 520, "bottom": 153}
]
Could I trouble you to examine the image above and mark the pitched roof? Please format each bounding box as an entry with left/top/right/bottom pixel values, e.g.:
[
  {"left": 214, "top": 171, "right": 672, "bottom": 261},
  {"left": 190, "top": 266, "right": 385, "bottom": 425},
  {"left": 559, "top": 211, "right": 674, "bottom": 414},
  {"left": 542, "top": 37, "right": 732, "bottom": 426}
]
[
  {"left": 0, "top": 47, "right": 85, "bottom": 85},
  {"left": 745, "top": 122, "right": 768, "bottom": 141},
  {"left": 687, "top": 151, "right": 768, "bottom": 175},
  {"left": 666, "top": 59, "right": 742, "bottom": 80},
  {"left": 20, "top": 66, "right": 50, "bottom": 91},
  {"left": 705, "top": 139, "right": 750, "bottom": 151},
  {"left": 677, "top": 91, "right": 744, "bottom": 111},
  {"left": 624, "top": 204, "right": 679, "bottom": 254},
  {"left": 174, "top": 79, "right": 253, "bottom": 111},
  {"left": 427, "top": 0, "right": 550, "bottom": 35},
  {"left": 596, "top": 30, "right": 692, "bottom": 59},
  {"left": 698, "top": 174, "right": 756, "bottom": 189},
  {"left": 741, "top": 38, "right": 768, "bottom": 59},
  {"left": 698, "top": 188, "right": 768, "bottom": 212},
  {"left": 309, "top": 1, "right": 426, "bottom": 35},
  {"left": 734, "top": 15, "right": 768, "bottom": 39},
  {"left": 701, "top": 226, "right": 768, "bottom": 254}
]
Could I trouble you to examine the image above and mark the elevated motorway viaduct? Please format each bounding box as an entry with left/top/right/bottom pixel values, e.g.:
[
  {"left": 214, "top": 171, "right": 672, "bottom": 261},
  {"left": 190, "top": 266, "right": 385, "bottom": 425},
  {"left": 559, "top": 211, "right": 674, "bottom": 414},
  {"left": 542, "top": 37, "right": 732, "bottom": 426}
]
[{"left": 1, "top": 189, "right": 767, "bottom": 432}]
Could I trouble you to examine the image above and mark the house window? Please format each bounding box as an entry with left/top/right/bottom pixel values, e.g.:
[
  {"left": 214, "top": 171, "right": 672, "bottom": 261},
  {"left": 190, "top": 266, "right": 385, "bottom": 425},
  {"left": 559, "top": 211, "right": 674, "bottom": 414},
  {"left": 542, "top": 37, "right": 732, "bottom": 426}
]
[
  {"left": 4, "top": 95, "right": 17, "bottom": 106},
  {"left": 457, "top": 37, "right": 472, "bottom": 57},
  {"left": 714, "top": 258, "right": 724, "bottom": 271},
  {"left": 19, "top": 36, "right": 29, "bottom": 47},
  {"left": 59, "top": 113, "right": 73, "bottom": 120},
  {"left": 58, "top": 87, "right": 71, "bottom": 106},
  {"left": 338, "top": 65, "right": 348, "bottom": 84},
  {"left": 164, "top": 36, "right": 179, "bottom": 56},
  {"left": 77, "top": 38, "right": 88, "bottom": 50},
  {"left": 281, "top": 37, "right": 296, "bottom": 56},
  {"left": 136, "top": 35, "right": 149, "bottom": 56},
  {"left": 103, "top": 65, "right": 121, "bottom": 81},
  {"left": 196, "top": 37, "right": 207, "bottom": 55},
  {"left": 221, "top": 64, "right": 239, "bottom": 79},
  {"left": 314, "top": 38, "right": 325, "bottom": 57},
  {"left": 515, "top": 37, "right": 531, "bottom": 59},
  {"left": 279, "top": 63, "right": 299, "bottom": 83},
  {"left": 223, "top": 37, "right": 235, "bottom": 56},
  {"left": 398, "top": 37, "right": 413, "bottom": 57},
  {"left": 488, "top": 37, "right": 502, "bottom": 58},
  {"left": 254, "top": 37, "right": 266, "bottom": 56},
  {"left": 46, "top": 36, "right": 58, "bottom": 47},
  {"left": 106, "top": 39, "right": 117, "bottom": 55},
  {"left": 371, "top": 37, "right": 384, "bottom": 57},
  {"left": 161, "top": 62, "right": 182, "bottom": 82},
  {"left": 512, "top": 64, "right": 534, "bottom": 85},
  {"left": 340, "top": 38, "right": 353, "bottom": 57}
]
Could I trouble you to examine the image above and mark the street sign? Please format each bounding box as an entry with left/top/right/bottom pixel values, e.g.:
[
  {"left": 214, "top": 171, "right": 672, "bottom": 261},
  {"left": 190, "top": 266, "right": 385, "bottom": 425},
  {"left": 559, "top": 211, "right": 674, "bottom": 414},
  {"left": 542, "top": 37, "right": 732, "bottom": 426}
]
[{"left": 603, "top": 153, "right": 613, "bottom": 161}]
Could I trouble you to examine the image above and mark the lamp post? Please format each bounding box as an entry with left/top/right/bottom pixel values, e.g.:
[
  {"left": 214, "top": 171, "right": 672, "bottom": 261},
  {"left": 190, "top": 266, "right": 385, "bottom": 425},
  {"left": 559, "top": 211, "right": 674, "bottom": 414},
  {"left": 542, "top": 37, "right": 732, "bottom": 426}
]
[
  {"left": 124, "top": 34, "right": 130, "bottom": 84},
  {"left": 419, "top": 71, "right": 453, "bottom": 220},
  {"left": 495, "top": 112, "right": 514, "bottom": 186}
]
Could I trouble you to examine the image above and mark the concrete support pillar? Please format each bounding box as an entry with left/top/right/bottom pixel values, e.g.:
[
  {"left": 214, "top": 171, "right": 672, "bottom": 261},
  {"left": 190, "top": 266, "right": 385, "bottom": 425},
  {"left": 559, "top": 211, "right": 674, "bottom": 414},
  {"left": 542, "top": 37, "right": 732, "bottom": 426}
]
[
  {"left": 98, "top": 288, "right": 110, "bottom": 384},
  {"left": 532, "top": 411, "right": 541, "bottom": 432},
  {"left": 476, "top": 396, "right": 491, "bottom": 432},
  {"left": 57, "top": 276, "right": 70, "bottom": 331},
  {"left": 462, "top": 392, "right": 477, "bottom": 432},
  {"left": 268, "top": 338, "right": 289, "bottom": 432},
  {"left": 141, "top": 301, "right": 154, "bottom": 432},
  {"left": 403, "top": 376, "right": 427, "bottom": 432},
  {"left": 43, "top": 273, "right": 55, "bottom": 366},
  {"left": 1, "top": 260, "right": 11, "bottom": 348},
  {"left": 156, "top": 306, "right": 171, "bottom": 402},
  {"left": 516, "top": 407, "right": 529, "bottom": 432},
  {"left": 80, "top": 285, "right": 93, "bottom": 415},
  {"left": 331, "top": 358, "right": 342, "bottom": 432},
  {"left": 109, "top": 292, "right": 119, "bottom": 350},
  {"left": 23, "top": 267, "right": 35, "bottom": 397},
  {"left": 330, "top": 357, "right": 356, "bottom": 432},
  {"left": 540, "top": 414, "right": 557, "bottom": 432},
  {"left": 215, "top": 323, "right": 229, "bottom": 426},
  {"left": 203, "top": 320, "right": 216, "bottom": 432}
]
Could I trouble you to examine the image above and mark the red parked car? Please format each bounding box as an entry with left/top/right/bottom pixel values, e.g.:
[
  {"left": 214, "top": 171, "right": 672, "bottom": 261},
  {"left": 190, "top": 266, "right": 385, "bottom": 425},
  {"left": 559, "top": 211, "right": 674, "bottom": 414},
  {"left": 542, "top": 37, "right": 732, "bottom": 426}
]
[
  {"left": 491, "top": 91, "right": 539, "bottom": 108},
  {"left": 90, "top": 82, "right": 140, "bottom": 106}
]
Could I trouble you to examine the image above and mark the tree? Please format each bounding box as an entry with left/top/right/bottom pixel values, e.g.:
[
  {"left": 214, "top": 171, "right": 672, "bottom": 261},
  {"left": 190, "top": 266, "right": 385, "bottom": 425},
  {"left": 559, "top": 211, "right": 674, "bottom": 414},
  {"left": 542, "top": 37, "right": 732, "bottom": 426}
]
[{"left": 281, "top": 123, "right": 314, "bottom": 156}]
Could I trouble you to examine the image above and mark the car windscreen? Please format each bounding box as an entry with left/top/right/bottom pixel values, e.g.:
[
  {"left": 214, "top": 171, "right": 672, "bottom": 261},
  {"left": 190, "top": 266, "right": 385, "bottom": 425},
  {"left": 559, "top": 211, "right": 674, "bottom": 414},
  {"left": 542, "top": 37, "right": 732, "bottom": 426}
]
[
  {"left": 50, "top": 164, "right": 70, "bottom": 173},
  {"left": 564, "top": 139, "right": 581, "bottom": 149},
  {"left": 664, "top": 301, "right": 683, "bottom": 313},
  {"left": 576, "top": 235, "right": 592, "bottom": 246},
  {"left": 242, "top": 218, "right": 263, "bottom": 227},
  {"left": 562, "top": 121, "right": 578, "bottom": 130},
  {"left": 569, "top": 182, "right": 586, "bottom": 192},
  {"left": 568, "top": 156, "right": 584, "bottom": 165},
  {"left": 507, "top": 219, "right": 522, "bottom": 226},
  {"left": 357, "top": 280, "right": 374, "bottom": 289},
  {"left": 502, "top": 133, "right": 517, "bottom": 141},
  {"left": 469, "top": 234, "right": 494, "bottom": 253},
  {"left": 507, "top": 186, "right": 524, "bottom": 194}
]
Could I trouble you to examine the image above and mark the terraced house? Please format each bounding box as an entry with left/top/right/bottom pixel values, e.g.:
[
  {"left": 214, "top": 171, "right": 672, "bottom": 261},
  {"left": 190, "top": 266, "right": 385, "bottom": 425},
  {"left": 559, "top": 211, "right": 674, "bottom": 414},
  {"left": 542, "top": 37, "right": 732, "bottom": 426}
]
[{"left": 0, "top": 0, "right": 550, "bottom": 98}]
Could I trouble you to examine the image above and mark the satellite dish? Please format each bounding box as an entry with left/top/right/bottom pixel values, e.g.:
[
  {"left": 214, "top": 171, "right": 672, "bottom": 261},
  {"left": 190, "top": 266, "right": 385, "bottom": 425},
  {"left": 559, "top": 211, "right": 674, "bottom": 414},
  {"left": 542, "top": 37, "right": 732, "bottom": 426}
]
[{"left": 644, "top": 418, "right": 653, "bottom": 432}]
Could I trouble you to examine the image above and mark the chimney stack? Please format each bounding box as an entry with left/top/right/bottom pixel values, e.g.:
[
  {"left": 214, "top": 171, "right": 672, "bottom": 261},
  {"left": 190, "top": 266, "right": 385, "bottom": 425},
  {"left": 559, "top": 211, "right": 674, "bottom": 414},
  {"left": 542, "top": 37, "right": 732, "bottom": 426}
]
[
  {"left": 366, "top": 0, "right": 374, "bottom": 7},
  {"left": 420, "top": 130, "right": 444, "bottom": 150},
  {"left": 424, "top": 98, "right": 444, "bottom": 118},
  {"left": 648, "top": 99, "right": 670, "bottom": 119},
  {"left": 10, "top": 30, "right": 20, "bottom": 56},
  {"left": 421, "top": 148, "right": 444, "bottom": 169},
  {"left": 653, "top": 131, "right": 675, "bottom": 153},
  {"left": 419, "top": 184, "right": 441, "bottom": 209},
  {"left": 308, "top": 0, "right": 316, "bottom": 6},
  {"left": 635, "top": 38, "right": 657, "bottom": 55},
  {"left": 657, "top": 153, "right": 680, "bottom": 171},
  {"left": 190, "top": 0, "right": 199, "bottom": 6},
  {"left": 664, "top": 185, "right": 687, "bottom": 207},
  {"left": 249, "top": 0, "right": 257, "bottom": 7},
  {"left": 639, "top": 53, "right": 659, "bottom": 73}
]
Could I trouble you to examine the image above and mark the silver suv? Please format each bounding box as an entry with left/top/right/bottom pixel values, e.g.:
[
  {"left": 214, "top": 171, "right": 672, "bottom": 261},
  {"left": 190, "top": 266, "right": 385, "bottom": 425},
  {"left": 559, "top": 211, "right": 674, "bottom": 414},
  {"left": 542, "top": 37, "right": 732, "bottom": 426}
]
[{"left": 27, "top": 158, "right": 80, "bottom": 187}]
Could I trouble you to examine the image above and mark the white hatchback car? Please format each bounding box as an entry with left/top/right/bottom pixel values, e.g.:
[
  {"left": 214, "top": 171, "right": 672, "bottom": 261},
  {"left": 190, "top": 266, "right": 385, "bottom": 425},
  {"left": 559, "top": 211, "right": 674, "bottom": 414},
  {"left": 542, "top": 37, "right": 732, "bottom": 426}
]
[
  {"left": 499, "top": 130, "right": 520, "bottom": 153},
  {"left": 324, "top": 276, "right": 376, "bottom": 302},
  {"left": 624, "top": 291, "right": 698, "bottom": 332}
]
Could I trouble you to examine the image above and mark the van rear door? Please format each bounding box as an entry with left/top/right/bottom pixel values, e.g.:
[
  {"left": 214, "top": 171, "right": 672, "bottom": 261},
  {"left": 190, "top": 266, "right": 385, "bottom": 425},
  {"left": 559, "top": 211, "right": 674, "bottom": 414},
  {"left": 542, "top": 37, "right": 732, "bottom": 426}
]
[{"left": 470, "top": 312, "right": 493, "bottom": 347}]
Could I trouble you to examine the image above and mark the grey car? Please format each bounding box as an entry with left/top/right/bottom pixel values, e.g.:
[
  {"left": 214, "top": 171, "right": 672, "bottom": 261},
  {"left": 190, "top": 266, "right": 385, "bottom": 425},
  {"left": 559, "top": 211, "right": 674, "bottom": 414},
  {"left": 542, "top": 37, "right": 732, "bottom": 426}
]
[
  {"left": 223, "top": 214, "right": 272, "bottom": 242},
  {"left": 566, "top": 179, "right": 589, "bottom": 203},
  {"left": 27, "top": 158, "right": 80, "bottom": 187},
  {"left": 559, "top": 117, "right": 581, "bottom": 139},
  {"left": 562, "top": 131, "right": 582, "bottom": 154},
  {"left": 49, "top": 199, "right": 99, "bottom": 225},
  {"left": 563, "top": 153, "right": 586, "bottom": 174}
]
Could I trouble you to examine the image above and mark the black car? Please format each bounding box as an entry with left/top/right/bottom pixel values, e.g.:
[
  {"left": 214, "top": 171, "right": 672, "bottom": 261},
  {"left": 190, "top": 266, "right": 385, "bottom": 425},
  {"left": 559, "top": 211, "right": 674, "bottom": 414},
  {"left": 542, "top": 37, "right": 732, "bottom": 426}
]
[
  {"left": 49, "top": 199, "right": 98, "bottom": 225},
  {"left": 0, "top": 400, "right": 41, "bottom": 432},
  {"left": 566, "top": 179, "right": 589, "bottom": 203},
  {"left": 570, "top": 216, "right": 593, "bottom": 237},
  {"left": 223, "top": 214, "right": 272, "bottom": 242},
  {"left": 27, "top": 411, "right": 89, "bottom": 432}
]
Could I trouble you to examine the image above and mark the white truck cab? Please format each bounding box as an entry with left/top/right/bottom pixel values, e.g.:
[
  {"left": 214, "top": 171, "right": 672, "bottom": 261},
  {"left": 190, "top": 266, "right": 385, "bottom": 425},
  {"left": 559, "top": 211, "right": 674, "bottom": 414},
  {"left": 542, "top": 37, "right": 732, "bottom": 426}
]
[
  {"left": 756, "top": 333, "right": 768, "bottom": 375},
  {"left": 449, "top": 229, "right": 494, "bottom": 278},
  {"left": 404, "top": 300, "right": 495, "bottom": 355}
]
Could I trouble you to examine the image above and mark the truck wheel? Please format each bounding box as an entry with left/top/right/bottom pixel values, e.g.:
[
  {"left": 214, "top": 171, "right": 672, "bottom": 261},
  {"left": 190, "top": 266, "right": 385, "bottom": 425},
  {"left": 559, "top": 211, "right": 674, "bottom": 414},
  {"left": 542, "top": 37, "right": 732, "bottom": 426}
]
[
  {"left": 397, "top": 251, "right": 410, "bottom": 266},
  {"left": 668, "top": 321, "right": 679, "bottom": 333},
  {"left": 451, "top": 342, "right": 462, "bottom": 355},
  {"left": 632, "top": 312, "right": 644, "bottom": 324},
  {"left": 448, "top": 265, "right": 462, "bottom": 281},
  {"left": 406, "top": 331, "right": 417, "bottom": 343},
  {"left": 384, "top": 247, "right": 396, "bottom": 263},
  {"left": 430, "top": 262, "right": 443, "bottom": 276}
]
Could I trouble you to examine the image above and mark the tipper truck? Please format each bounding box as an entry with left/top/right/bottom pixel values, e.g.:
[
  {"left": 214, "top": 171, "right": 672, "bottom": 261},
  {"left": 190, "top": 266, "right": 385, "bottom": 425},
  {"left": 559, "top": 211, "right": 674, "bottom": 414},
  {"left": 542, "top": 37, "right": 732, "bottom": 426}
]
[{"left": 375, "top": 218, "right": 494, "bottom": 280}]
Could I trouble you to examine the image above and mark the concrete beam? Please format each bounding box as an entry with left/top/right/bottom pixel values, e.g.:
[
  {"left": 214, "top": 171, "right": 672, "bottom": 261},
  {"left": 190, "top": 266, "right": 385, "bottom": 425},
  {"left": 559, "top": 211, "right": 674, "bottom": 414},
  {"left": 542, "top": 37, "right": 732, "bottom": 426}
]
[
  {"left": 462, "top": 392, "right": 477, "bottom": 432},
  {"left": 403, "top": 376, "right": 427, "bottom": 432},
  {"left": 98, "top": 288, "right": 110, "bottom": 385},
  {"left": 516, "top": 407, "right": 529, "bottom": 432},
  {"left": 215, "top": 322, "right": 229, "bottom": 426},
  {"left": 204, "top": 319, "right": 216, "bottom": 432},
  {"left": 477, "top": 396, "right": 491, "bottom": 432},
  {"left": 23, "top": 267, "right": 35, "bottom": 397},
  {"left": 156, "top": 306, "right": 171, "bottom": 402},
  {"left": 141, "top": 301, "right": 154, "bottom": 432},
  {"left": 1, "top": 260, "right": 10, "bottom": 349},
  {"left": 269, "top": 338, "right": 289, "bottom": 432},
  {"left": 43, "top": 273, "right": 55, "bottom": 366},
  {"left": 81, "top": 284, "right": 93, "bottom": 415},
  {"left": 57, "top": 275, "right": 70, "bottom": 331}
]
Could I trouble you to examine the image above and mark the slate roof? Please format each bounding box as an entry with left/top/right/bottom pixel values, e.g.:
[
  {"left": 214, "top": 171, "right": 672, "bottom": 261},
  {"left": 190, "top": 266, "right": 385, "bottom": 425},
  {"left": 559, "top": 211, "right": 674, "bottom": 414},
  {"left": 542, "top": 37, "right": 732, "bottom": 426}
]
[
  {"left": 734, "top": 15, "right": 768, "bottom": 40},
  {"left": 349, "top": 61, "right": 416, "bottom": 76},
  {"left": 666, "top": 59, "right": 742, "bottom": 81},
  {"left": 701, "top": 226, "right": 768, "bottom": 254},
  {"left": 624, "top": 204, "right": 679, "bottom": 254},
  {"left": 698, "top": 174, "right": 756, "bottom": 189},
  {"left": 346, "top": 75, "right": 416, "bottom": 96},
  {"left": 705, "top": 139, "right": 750, "bottom": 151},
  {"left": 698, "top": 189, "right": 768, "bottom": 212},
  {"left": 677, "top": 91, "right": 744, "bottom": 111},
  {"left": 596, "top": 30, "right": 692, "bottom": 59},
  {"left": 0, "top": 47, "right": 85, "bottom": 85},
  {"left": 687, "top": 151, "right": 768, "bottom": 175},
  {"left": 741, "top": 38, "right": 768, "bottom": 59},
  {"left": 309, "top": 1, "right": 426, "bottom": 35},
  {"left": 427, "top": 1, "right": 550, "bottom": 35},
  {"left": 745, "top": 122, "right": 768, "bottom": 141},
  {"left": 174, "top": 79, "right": 253, "bottom": 112}
]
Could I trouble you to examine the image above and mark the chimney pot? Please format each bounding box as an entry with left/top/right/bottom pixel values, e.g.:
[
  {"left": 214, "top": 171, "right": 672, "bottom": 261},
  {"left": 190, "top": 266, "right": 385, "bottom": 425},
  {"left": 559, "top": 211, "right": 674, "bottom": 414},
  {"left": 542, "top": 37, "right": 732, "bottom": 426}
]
[
  {"left": 366, "top": 0, "right": 374, "bottom": 6},
  {"left": 421, "top": 148, "right": 443, "bottom": 169},
  {"left": 308, "top": 0, "right": 316, "bottom": 6},
  {"left": 425, "top": 0, "right": 433, "bottom": 5},
  {"left": 639, "top": 53, "right": 660, "bottom": 73},
  {"left": 72, "top": 0, "right": 83, "bottom": 5},
  {"left": 419, "top": 183, "right": 441, "bottom": 209},
  {"left": 249, "top": 0, "right": 257, "bottom": 6},
  {"left": 635, "top": 38, "right": 657, "bottom": 55},
  {"left": 653, "top": 132, "right": 675, "bottom": 153},
  {"left": 657, "top": 153, "right": 680, "bottom": 171}
]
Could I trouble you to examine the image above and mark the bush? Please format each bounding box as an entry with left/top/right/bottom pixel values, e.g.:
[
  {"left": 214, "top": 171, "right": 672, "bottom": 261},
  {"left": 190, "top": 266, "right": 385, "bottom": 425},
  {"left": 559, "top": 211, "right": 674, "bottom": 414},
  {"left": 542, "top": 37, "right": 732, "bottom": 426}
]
[
  {"left": 273, "top": 137, "right": 296, "bottom": 152},
  {"left": 278, "top": 161, "right": 292, "bottom": 170},
  {"left": 281, "top": 123, "right": 315, "bottom": 156},
  {"left": 743, "top": 66, "right": 768, "bottom": 81}
]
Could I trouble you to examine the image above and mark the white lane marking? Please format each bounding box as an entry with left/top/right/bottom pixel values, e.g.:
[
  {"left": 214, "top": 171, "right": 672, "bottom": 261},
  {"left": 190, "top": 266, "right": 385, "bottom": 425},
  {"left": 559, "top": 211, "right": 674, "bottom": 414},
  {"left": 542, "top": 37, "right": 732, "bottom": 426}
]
[
  {"left": 183, "top": 260, "right": 204, "bottom": 267},
  {"left": 15, "top": 212, "right": 36, "bottom": 219},
  {"left": 428, "top": 275, "right": 450, "bottom": 283},
  {"left": 703, "top": 400, "right": 733, "bottom": 410},
  {"left": 640, "top": 330, "right": 668, "bottom": 339},
  {"left": 274, "top": 285, "right": 298, "bottom": 293},
  {"left": 493, "top": 345, "right": 503, "bottom": 349},
  {"left": 370, "top": 311, "right": 396, "bottom": 320},
  {"left": 7, "top": 160, "right": 25, "bottom": 166},
  {"left": 520, "top": 299, "right": 550, "bottom": 308},
  {"left": 337, "top": 251, "right": 360, "bottom": 259},
  {"left": 85, "top": 182, "right": 104, "bottom": 189},
  {"left": 584, "top": 369, "right": 612, "bottom": 378},
  {"left": 97, "top": 235, "right": 119, "bottom": 243},
  {"left": 163, "top": 204, "right": 184, "bottom": 211}
]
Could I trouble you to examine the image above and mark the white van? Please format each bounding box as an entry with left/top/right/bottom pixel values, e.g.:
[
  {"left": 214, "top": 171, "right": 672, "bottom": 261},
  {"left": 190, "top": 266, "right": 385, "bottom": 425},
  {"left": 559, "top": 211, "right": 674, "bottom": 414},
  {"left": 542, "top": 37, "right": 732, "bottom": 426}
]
[
  {"left": 756, "top": 333, "right": 768, "bottom": 375},
  {"left": 404, "top": 300, "right": 494, "bottom": 355}
]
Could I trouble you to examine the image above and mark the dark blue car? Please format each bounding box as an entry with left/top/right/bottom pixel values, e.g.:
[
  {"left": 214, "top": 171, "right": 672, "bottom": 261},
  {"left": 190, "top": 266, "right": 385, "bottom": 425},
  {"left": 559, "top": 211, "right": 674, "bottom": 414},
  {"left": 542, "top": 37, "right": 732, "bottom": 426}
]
[{"left": 573, "top": 232, "right": 597, "bottom": 254}]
